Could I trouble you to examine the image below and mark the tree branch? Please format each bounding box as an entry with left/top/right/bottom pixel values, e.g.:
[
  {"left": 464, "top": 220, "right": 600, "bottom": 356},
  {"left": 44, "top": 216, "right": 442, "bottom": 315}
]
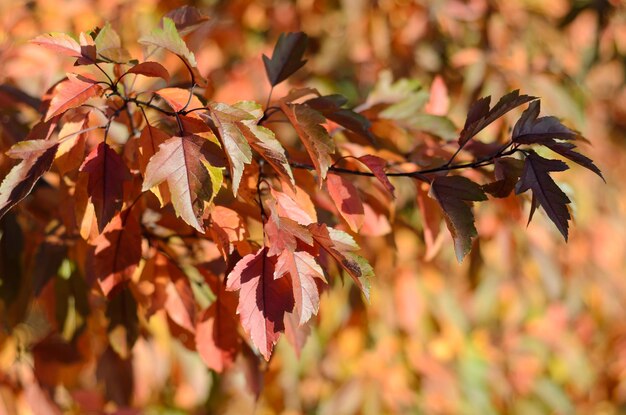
[{"left": 289, "top": 145, "right": 522, "bottom": 183}]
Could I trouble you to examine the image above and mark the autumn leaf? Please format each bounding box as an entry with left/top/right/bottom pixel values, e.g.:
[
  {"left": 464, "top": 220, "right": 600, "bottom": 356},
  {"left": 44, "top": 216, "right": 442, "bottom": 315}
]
[
  {"left": 209, "top": 206, "right": 249, "bottom": 259},
  {"left": 326, "top": 173, "right": 364, "bottom": 232},
  {"left": 125, "top": 62, "right": 170, "bottom": 83},
  {"left": 512, "top": 100, "right": 578, "bottom": 144},
  {"left": 264, "top": 202, "right": 313, "bottom": 257},
  {"left": 80, "top": 142, "right": 131, "bottom": 232},
  {"left": 45, "top": 74, "right": 102, "bottom": 122},
  {"left": 142, "top": 134, "right": 224, "bottom": 232},
  {"left": 165, "top": 6, "right": 210, "bottom": 36},
  {"left": 283, "top": 312, "right": 312, "bottom": 357},
  {"left": 515, "top": 151, "right": 571, "bottom": 240},
  {"left": 31, "top": 241, "right": 67, "bottom": 296},
  {"left": 482, "top": 157, "right": 525, "bottom": 198},
  {"left": 279, "top": 102, "right": 335, "bottom": 180},
  {"left": 77, "top": 32, "right": 97, "bottom": 66},
  {"left": 139, "top": 17, "right": 197, "bottom": 67},
  {"left": 164, "top": 261, "right": 196, "bottom": 333},
  {"left": 155, "top": 87, "right": 203, "bottom": 113},
  {"left": 429, "top": 175, "right": 487, "bottom": 262},
  {"left": 226, "top": 247, "right": 295, "bottom": 360},
  {"left": 92, "top": 210, "right": 142, "bottom": 297},
  {"left": 546, "top": 141, "right": 604, "bottom": 181},
  {"left": 459, "top": 90, "right": 536, "bottom": 146},
  {"left": 262, "top": 32, "right": 308, "bottom": 87},
  {"left": 104, "top": 289, "right": 139, "bottom": 360},
  {"left": 233, "top": 101, "right": 294, "bottom": 187},
  {"left": 55, "top": 114, "right": 88, "bottom": 175},
  {"left": 137, "top": 125, "right": 171, "bottom": 206},
  {"left": 308, "top": 223, "right": 373, "bottom": 300},
  {"left": 94, "top": 22, "right": 132, "bottom": 63},
  {"left": 275, "top": 250, "right": 325, "bottom": 325},
  {"left": 195, "top": 274, "right": 240, "bottom": 372},
  {"left": 357, "top": 154, "right": 395, "bottom": 197},
  {"left": 512, "top": 101, "right": 604, "bottom": 180},
  {"left": 0, "top": 214, "right": 23, "bottom": 305},
  {"left": 207, "top": 102, "right": 255, "bottom": 195},
  {"left": 0, "top": 119, "right": 59, "bottom": 220},
  {"left": 30, "top": 32, "right": 83, "bottom": 58},
  {"left": 307, "top": 94, "right": 376, "bottom": 142}
]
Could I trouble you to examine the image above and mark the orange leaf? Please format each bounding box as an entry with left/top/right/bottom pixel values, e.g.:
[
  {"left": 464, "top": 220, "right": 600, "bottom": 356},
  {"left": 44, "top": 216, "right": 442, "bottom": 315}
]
[{"left": 45, "top": 74, "right": 102, "bottom": 122}]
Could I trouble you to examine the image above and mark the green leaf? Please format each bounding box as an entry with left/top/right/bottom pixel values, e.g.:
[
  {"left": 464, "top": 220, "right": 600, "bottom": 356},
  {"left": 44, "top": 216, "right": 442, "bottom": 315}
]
[
  {"left": 139, "top": 17, "right": 197, "bottom": 67},
  {"left": 94, "top": 22, "right": 132, "bottom": 63}
]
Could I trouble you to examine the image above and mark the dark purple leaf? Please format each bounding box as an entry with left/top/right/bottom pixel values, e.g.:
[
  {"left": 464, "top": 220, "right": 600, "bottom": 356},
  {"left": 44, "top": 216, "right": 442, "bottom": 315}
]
[
  {"left": 459, "top": 90, "right": 536, "bottom": 146},
  {"left": 515, "top": 152, "right": 571, "bottom": 240},
  {"left": 429, "top": 175, "right": 487, "bottom": 262},
  {"left": 262, "top": 32, "right": 308, "bottom": 87}
]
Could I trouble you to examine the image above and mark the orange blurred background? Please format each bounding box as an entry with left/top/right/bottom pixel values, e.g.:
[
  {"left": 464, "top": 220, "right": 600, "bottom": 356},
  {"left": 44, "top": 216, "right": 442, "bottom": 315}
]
[{"left": 1, "top": 0, "right": 626, "bottom": 413}]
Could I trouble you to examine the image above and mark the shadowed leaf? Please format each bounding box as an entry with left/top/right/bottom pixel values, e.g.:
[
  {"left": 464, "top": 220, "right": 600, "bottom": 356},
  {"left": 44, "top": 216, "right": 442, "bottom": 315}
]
[
  {"left": 429, "top": 175, "right": 487, "bottom": 262},
  {"left": 460, "top": 90, "right": 536, "bottom": 146},
  {"left": 279, "top": 102, "right": 335, "bottom": 180},
  {"left": 92, "top": 210, "right": 142, "bottom": 297},
  {"left": 80, "top": 143, "right": 131, "bottom": 232},
  {"left": 262, "top": 32, "right": 308, "bottom": 87},
  {"left": 226, "top": 247, "right": 294, "bottom": 360},
  {"left": 515, "top": 152, "right": 571, "bottom": 240}
]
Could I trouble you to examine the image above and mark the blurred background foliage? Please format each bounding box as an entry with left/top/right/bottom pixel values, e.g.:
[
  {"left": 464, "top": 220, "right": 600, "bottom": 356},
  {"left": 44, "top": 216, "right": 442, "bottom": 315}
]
[{"left": 1, "top": 0, "right": 626, "bottom": 414}]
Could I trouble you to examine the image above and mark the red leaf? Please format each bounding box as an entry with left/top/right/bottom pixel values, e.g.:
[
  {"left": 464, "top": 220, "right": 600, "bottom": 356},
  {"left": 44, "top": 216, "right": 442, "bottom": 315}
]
[
  {"left": 137, "top": 125, "right": 171, "bottom": 205},
  {"left": 142, "top": 134, "right": 224, "bottom": 232},
  {"left": 264, "top": 202, "right": 313, "bottom": 257},
  {"left": 279, "top": 102, "right": 335, "bottom": 180},
  {"left": 92, "top": 210, "right": 142, "bottom": 297},
  {"left": 45, "top": 74, "right": 102, "bottom": 122},
  {"left": 209, "top": 206, "right": 248, "bottom": 259},
  {"left": 30, "top": 32, "right": 82, "bottom": 58},
  {"left": 195, "top": 277, "right": 241, "bottom": 372},
  {"left": 308, "top": 223, "right": 373, "bottom": 300},
  {"left": 275, "top": 250, "right": 325, "bottom": 325},
  {"left": 80, "top": 142, "right": 131, "bottom": 232},
  {"left": 125, "top": 61, "right": 171, "bottom": 82},
  {"left": 155, "top": 87, "right": 203, "bottom": 113},
  {"left": 0, "top": 119, "right": 59, "bottom": 220},
  {"left": 358, "top": 155, "right": 395, "bottom": 196},
  {"left": 306, "top": 94, "right": 376, "bottom": 142},
  {"left": 326, "top": 173, "right": 364, "bottom": 232},
  {"left": 164, "top": 261, "right": 197, "bottom": 333},
  {"left": 226, "top": 247, "right": 294, "bottom": 360}
]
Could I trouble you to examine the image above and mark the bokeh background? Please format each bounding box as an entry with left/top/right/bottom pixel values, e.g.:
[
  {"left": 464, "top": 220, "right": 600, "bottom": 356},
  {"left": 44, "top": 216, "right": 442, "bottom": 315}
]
[{"left": 1, "top": 0, "right": 626, "bottom": 414}]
